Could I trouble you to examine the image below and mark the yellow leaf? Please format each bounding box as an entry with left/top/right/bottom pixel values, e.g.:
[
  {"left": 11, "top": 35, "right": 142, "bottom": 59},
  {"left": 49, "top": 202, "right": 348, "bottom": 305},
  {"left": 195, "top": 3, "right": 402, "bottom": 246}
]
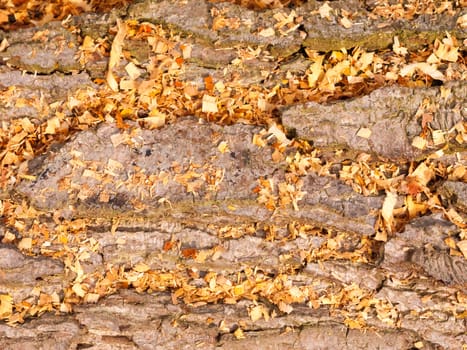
[
  {"left": 133, "top": 262, "right": 150, "bottom": 272},
  {"left": 72, "top": 283, "right": 87, "bottom": 298},
  {"left": 18, "top": 237, "right": 32, "bottom": 250},
  {"left": 258, "top": 27, "right": 275, "bottom": 37},
  {"left": 233, "top": 327, "right": 245, "bottom": 339},
  {"left": 233, "top": 285, "right": 244, "bottom": 296},
  {"left": 249, "top": 305, "right": 263, "bottom": 322},
  {"left": 412, "top": 136, "right": 427, "bottom": 150},
  {"left": 381, "top": 191, "right": 398, "bottom": 235},
  {"left": 278, "top": 301, "right": 293, "bottom": 314},
  {"left": 457, "top": 240, "right": 467, "bottom": 259},
  {"left": 107, "top": 19, "right": 127, "bottom": 91},
  {"left": 414, "top": 341, "right": 424, "bottom": 349},
  {"left": 434, "top": 35, "right": 459, "bottom": 62},
  {"left": 0, "top": 294, "right": 13, "bottom": 319},
  {"left": 318, "top": 2, "right": 334, "bottom": 20},
  {"left": 2, "top": 151, "right": 18, "bottom": 165},
  {"left": 307, "top": 55, "right": 324, "bottom": 88},
  {"left": 356, "top": 127, "right": 372, "bottom": 139},
  {"left": 400, "top": 62, "right": 445, "bottom": 81},
  {"left": 217, "top": 141, "right": 229, "bottom": 154}
]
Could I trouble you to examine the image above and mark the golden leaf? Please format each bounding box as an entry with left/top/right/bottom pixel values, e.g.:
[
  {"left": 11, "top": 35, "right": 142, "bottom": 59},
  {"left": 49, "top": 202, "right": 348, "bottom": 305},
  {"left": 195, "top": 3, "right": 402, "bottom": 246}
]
[
  {"left": 381, "top": 191, "right": 398, "bottom": 236},
  {"left": 411, "top": 136, "right": 427, "bottom": 150},
  {"left": 410, "top": 162, "right": 434, "bottom": 187},
  {"left": 392, "top": 36, "right": 408, "bottom": 55},
  {"left": 356, "top": 127, "right": 372, "bottom": 139},
  {"left": 18, "top": 237, "right": 32, "bottom": 250},
  {"left": 217, "top": 141, "right": 229, "bottom": 154},
  {"left": 107, "top": 19, "right": 127, "bottom": 92},
  {"left": 0, "top": 294, "right": 13, "bottom": 319}
]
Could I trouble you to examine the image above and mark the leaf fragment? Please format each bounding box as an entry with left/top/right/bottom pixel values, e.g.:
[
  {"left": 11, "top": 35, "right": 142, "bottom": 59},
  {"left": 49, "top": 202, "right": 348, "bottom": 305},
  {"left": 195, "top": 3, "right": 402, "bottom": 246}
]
[
  {"left": 392, "top": 36, "right": 408, "bottom": 55},
  {"left": 412, "top": 136, "right": 427, "bottom": 150},
  {"left": 202, "top": 95, "right": 218, "bottom": 113},
  {"left": 457, "top": 240, "right": 467, "bottom": 259},
  {"left": 0, "top": 295, "right": 13, "bottom": 319},
  {"left": 107, "top": 19, "right": 127, "bottom": 91},
  {"left": 356, "top": 127, "right": 372, "bottom": 139},
  {"left": 381, "top": 191, "right": 398, "bottom": 237}
]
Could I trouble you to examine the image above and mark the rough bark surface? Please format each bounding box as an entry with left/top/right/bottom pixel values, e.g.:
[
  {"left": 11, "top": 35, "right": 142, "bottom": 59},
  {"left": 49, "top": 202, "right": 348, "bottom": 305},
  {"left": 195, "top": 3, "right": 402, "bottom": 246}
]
[{"left": 0, "top": 0, "right": 466, "bottom": 349}]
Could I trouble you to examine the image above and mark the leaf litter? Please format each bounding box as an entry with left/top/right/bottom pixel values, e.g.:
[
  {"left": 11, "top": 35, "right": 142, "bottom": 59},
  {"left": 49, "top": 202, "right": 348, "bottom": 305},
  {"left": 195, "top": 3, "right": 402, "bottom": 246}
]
[{"left": 0, "top": 0, "right": 466, "bottom": 333}]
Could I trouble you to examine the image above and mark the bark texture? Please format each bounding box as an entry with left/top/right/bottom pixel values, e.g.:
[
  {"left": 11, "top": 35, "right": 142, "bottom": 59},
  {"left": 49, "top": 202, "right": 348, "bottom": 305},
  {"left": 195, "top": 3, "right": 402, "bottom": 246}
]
[{"left": 0, "top": 0, "right": 466, "bottom": 349}]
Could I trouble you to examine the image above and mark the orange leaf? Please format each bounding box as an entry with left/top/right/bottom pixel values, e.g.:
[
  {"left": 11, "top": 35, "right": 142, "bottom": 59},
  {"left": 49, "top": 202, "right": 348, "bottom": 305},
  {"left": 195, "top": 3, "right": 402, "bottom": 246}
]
[
  {"left": 175, "top": 57, "right": 184, "bottom": 66},
  {"left": 204, "top": 76, "right": 214, "bottom": 92},
  {"left": 406, "top": 179, "right": 423, "bottom": 195},
  {"left": 181, "top": 248, "right": 197, "bottom": 259},
  {"left": 163, "top": 240, "right": 175, "bottom": 251}
]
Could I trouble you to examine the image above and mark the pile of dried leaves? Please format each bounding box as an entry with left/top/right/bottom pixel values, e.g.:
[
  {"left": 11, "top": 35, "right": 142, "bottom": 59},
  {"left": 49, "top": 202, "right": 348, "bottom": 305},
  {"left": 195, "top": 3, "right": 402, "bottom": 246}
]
[{"left": 0, "top": 0, "right": 465, "bottom": 333}]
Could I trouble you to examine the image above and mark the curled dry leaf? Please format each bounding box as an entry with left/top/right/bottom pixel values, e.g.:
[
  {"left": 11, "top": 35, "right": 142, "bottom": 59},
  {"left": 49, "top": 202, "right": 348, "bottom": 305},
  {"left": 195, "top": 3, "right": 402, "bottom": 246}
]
[
  {"left": 392, "top": 36, "right": 408, "bottom": 55},
  {"left": 381, "top": 191, "right": 398, "bottom": 237},
  {"left": 400, "top": 62, "right": 445, "bottom": 81},
  {"left": 107, "top": 19, "right": 127, "bottom": 92}
]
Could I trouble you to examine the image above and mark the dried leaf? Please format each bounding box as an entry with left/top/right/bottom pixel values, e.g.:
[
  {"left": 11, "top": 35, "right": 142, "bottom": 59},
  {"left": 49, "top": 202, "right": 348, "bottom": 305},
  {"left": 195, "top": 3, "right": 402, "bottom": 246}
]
[
  {"left": 233, "top": 327, "right": 245, "bottom": 339},
  {"left": 410, "top": 162, "right": 434, "bottom": 187},
  {"left": 457, "top": 240, "right": 467, "bottom": 259},
  {"left": 0, "top": 38, "right": 9, "bottom": 52},
  {"left": 107, "top": 19, "right": 127, "bottom": 91},
  {"left": 84, "top": 293, "right": 100, "bottom": 303},
  {"left": 44, "top": 117, "right": 61, "bottom": 135},
  {"left": 400, "top": 62, "right": 445, "bottom": 81},
  {"left": 141, "top": 112, "right": 166, "bottom": 129},
  {"left": 392, "top": 36, "right": 408, "bottom": 55},
  {"left": 133, "top": 262, "right": 150, "bottom": 272},
  {"left": 249, "top": 305, "right": 264, "bottom": 322},
  {"left": 72, "top": 283, "right": 87, "bottom": 298},
  {"left": 278, "top": 301, "right": 293, "bottom": 314},
  {"left": 202, "top": 95, "right": 218, "bottom": 113},
  {"left": 268, "top": 123, "right": 291, "bottom": 146},
  {"left": 18, "top": 237, "right": 32, "bottom": 250},
  {"left": 181, "top": 248, "right": 197, "bottom": 259},
  {"left": 457, "top": 14, "right": 467, "bottom": 29},
  {"left": 307, "top": 55, "right": 324, "bottom": 88},
  {"left": 318, "top": 2, "right": 334, "bottom": 20},
  {"left": 0, "top": 294, "right": 13, "bottom": 319},
  {"left": 412, "top": 136, "right": 427, "bottom": 150},
  {"left": 381, "top": 191, "right": 397, "bottom": 236},
  {"left": 258, "top": 27, "right": 275, "bottom": 37},
  {"left": 356, "top": 127, "right": 372, "bottom": 139},
  {"left": 217, "top": 141, "right": 229, "bottom": 154},
  {"left": 339, "top": 16, "right": 352, "bottom": 29},
  {"left": 432, "top": 130, "right": 445, "bottom": 146},
  {"left": 125, "top": 62, "right": 142, "bottom": 80},
  {"left": 434, "top": 35, "right": 459, "bottom": 62},
  {"left": 204, "top": 76, "right": 214, "bottom": 92}
]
